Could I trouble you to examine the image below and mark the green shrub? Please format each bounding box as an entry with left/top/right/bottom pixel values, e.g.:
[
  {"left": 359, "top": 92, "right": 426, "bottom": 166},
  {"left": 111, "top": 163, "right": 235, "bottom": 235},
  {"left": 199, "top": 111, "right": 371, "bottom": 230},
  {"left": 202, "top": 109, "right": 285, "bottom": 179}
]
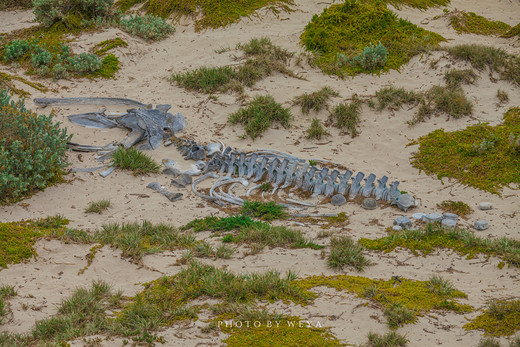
[
  {"left": 240, "top": 201, "right": 287, "bottom": 221},
  {"left": 502, "top": 23, "right": 520, "bottom": 38},
  {"left": 228, "top": 95, "right": 292, "bottom": 139},
  {"left": 338, "top": 42, "right": 388, "bottom": 71},
  {"left": 0, "top": 89, "right": 70, "bottom": 202},
  {"left": 301, "top": 0, "right": 444, "bottom": 76},
  {"left": 33, "top": 0, "right": 116, "bottom": 28},
  {"left": 111, "top": 147, "right": 161, "bottom": 176},
  {"left": 327, "top": 236, "right": 372, "bottom": 271},
  {"left": 31, "top": 48, "right": 54, "bottom": 68},
  {"left": 4, "top": 40, "right": 33, "bottom": 61},
  {"left": 0, "top": 0, "right": 33, "bottom": 10},
  {"left": 119, "top": 14, "right": 175, "bottom": 41},
  {"left": 68, "top": 52, "right": 103, "bottom": 73}
]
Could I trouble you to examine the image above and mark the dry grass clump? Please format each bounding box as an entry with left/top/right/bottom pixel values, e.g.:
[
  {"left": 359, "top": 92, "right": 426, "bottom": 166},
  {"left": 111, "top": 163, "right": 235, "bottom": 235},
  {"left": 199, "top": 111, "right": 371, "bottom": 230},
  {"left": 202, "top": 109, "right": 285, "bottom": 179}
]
[
  {"left": 327, "top": 96, "right": 363, "bottom": 136},
  {"left": 111, "top": 147, "right": 161, "bottom": 176},
  {"left": 293, "top": 87, "right": 339, "bottom": 114},
  {"left": 306, "top": 118, "right": 330, "bottom": 140},
  {"left": 85, "top": 199, "right": 111, "bottom": 214},
  {"left": 437, "top": 200, "right": 472, "bottom": 217},
  {"left": 327, "top": 235, "right": 372, "bottom": 271}
]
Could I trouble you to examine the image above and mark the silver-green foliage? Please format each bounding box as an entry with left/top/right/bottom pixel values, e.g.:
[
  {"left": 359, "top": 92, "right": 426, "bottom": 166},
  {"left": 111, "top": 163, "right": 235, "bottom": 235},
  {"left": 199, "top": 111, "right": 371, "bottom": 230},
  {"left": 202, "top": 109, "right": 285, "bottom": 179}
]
[
  {"left": 0, "top": 89, "right": 71, "bottom": 202},
  {"left": 337, "top": 42, "right": 389, "bottom": 71},
  {"left": 4, "top": 40, "right": 33, "bottom": 61},
  {"left": 33, "top": 0, "right": 115, "bottom": 27},
  {"left": 67, "top": 52, "right": 103, "bottom": 73},
  {"left": 119, "top": 14, "right": 175, "bottom": 41}
]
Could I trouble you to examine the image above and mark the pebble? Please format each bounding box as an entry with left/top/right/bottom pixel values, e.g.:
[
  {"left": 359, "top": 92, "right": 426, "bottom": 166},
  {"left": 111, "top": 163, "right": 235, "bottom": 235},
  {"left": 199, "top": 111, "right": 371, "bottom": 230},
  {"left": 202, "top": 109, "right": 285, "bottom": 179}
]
[
  {"left": 441, "top": 219, "right": 457, "bottom": 229},
  {"left": 423, "top": 213, "right": 442, "bottom": 223},
  {"left": 361, "top": 198, "right": 377, "bottom": 210},
  {"left": 474, "top": 220, "right": 489, "bottom": 231},
  {"left": 331, "top": 194, "right": 347, "bottom": 206},
  {"left": 394, "top": 216, "right": 412, "bottom": 229},
  {"left": 392, "top": 225, "right": 403, "bottom": 231},
  {"left": 479, "top": 202, "right": 493, "bottom": 210},
  {"left": 412, "top": 213, "right": 426, "bottom": 220},
  {"left": 442, "top": 213, "right": 459, "bottom": 221}
]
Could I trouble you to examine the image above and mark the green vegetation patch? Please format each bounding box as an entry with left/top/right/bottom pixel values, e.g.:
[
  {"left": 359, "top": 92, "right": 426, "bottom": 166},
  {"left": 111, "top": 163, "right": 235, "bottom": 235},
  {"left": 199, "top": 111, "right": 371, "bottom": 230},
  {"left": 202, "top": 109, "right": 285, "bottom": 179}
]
[
  {"left": 0, "top": 71, "right": 48, "bottom": 97},
  {"left": 307, "top": 118, "right": 330, "bottom": 140},
  {"left": 171, "top": 37, "right": 297, "bottom": 95},
  {"left": 465, "top": 300, "right": 520, "bottom": 336},
  {"left": 446, "top": 44, "right": 520, "bottom": 86},
  {"left": 297, "top": 273, "right": 470, "bottom": 327},
  {"left": 502, "top": 23, "right": 520, "bottom": 38},
  {"left": 300, "top": 0, "right": 445, "bottom": 76},
  {"left": 111, "top": 146, "right": 161, "bottom": 175},
  {"left": 85, "top": 199, "right": 111, "bottom": 214},
  {"left": 120, "top": 0, "right": 294, "bottom": 31},
  {"left": 367, "top": 331, "right": 408, "bottom": 346},
  {"left": 240, "top": 200, "right": 287, "bottom": 221},
  {"left": 0, "top": 216, "right": 69, "bottom": 268},
  {"left": 93, "top": 38, "right": 128, "bottom": 56},
  {"left": 228, "top": 95, "right": 292, "bottom": 139},
  {"left": 94, "top": 221, "right": 196, "bottom": 261},
  {"left": 449, "top": 10, "right": 511, "bottom": 36},
  {"left": 182, "top": 215, "right": 322, "bottom": 253},
  {"left": 119, "top": 14, "right": 175, "bottom": 41},
  {"left": 384, "top": 0, "right": 450, "bottom": 10},
  {"left": 221, "top": 317, "right": 342, "bottom": 347},
  {"left": 359, "top": 223, "right": 520, "bottom": 267},
  {"left": 411, "top": 107, "right": 520, "bottom": 194},
  {"left": 293, "top": 87, "right": 339, "bottom": 114},
  {"left": 0, "top": 89, "right": 70, "bottom": 203},
  {"left": 0, "top": 0, "right": 33, "bottom": 10},
  {"left": 436, "top": 200, "right": 472, "bottom": 217},
  {"left": 0, "top": 285, "right": 17, "bottom": 324},
  {"left": 372, "top": 86, "right": 423, "bottom": 112}
]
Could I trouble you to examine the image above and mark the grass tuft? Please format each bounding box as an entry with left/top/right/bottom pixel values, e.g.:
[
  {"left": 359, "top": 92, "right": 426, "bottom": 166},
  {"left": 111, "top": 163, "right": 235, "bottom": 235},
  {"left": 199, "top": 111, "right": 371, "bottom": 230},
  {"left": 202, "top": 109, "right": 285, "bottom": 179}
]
[
  {"left": 228, "top": 95, "right": 292, "bottom": 139},
  {"left": 306, "top": 118, "right": 330, "bottom": 140},
  {"left": 240, "top": 201, "right": 287, "bottom": 221},
  {"left": 327, "top": 236, "right": 372, "bottom": 271},
  {"left": 111, "top": 147, "right": 161, "bottom": 176},
  {"left": 328, "top": 96, "right": 362, "bottom": 136},
  {"left": 425, "top": 275, "right": 455, "bottom": 296},
  {"left": 373, "top": 86, "right": 423, "bottom": 112},
  {"left": 385, "top": 302, "right": 416, "bottom": 328},
  {"left": 293, "top": 87, "right": 339, "bottom": 114},
  {"left": 85, "top": 199, "right": 111, "bottom": 214},
  {"left": 411, "top": 85, "right": 473, "bottom": 124},
  {"left": 444, "top": 68, "right": 478, "bottom": 88},
  {"left": 367, "top": 331, "right": 408, "bottom": 347},
  {"left": 496, "top": 89, "right": 509, "bottom": 105}
]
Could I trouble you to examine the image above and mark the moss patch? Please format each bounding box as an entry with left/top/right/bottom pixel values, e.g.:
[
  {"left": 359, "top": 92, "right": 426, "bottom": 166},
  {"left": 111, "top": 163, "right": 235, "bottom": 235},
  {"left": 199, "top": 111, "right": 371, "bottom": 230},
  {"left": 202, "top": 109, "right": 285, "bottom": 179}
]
[
  {"left": 502, "top": 23, "right": 520, "bottom": 38},
  {"left": 411, "top": 107, "right": 520, "bottom": 194},
  {"left": 0, "top": 71, "right": 48, "bottom": 97},
  {"left": 384, "top": 0, "right": 450, "bottom": 10},
  {"left": 0, "top": 216, "right": 69, "bottom": 269},
  {"left": 296, "top": 274, "right": 471, "bottom": 326},
  {"left": 359, "top": 223, "right": 520, "bottom": 268},
  {"left": 436, "top": 200, "right": 472, "bottom": 217},
  {"left": 464, "top": 300, "right": 520, "bottom": 336},
  {"left": 450, "top": 10, "right": 511, "bottom": 36},
  {"left": 93, "top": 37, "right": 128, "bottom": 56},
  {"left": 300, "top": 0, "right": 445, "bottom": 76}
]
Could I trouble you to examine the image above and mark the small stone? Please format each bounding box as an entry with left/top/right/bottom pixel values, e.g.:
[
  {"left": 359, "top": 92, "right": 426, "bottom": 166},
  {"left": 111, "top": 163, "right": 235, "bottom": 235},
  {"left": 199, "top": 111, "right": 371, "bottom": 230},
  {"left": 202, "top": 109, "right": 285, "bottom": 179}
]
[
  {"left": 479, "top": 202, "right": 493, "bottom": 210},
  {"left": 412, "top": 213, "right": 426, "bottom": 220},
  {"left": 361, "top": 198, "right": 377, "bottom": 210},
  {"left": 163, "top": 192, "right": 183, "bottom": 202},
  {"left": 331, "top": 194, "right": 347, "bottom": 206},
  {"left": 394, "top": 216, "right": 412, "bottom": 229},
  {"left": 474, "top": 220, "right": 489, "bottom": 231},
  {"left": 442, "top": 213, "right": 459, "bottom": 221},
  {"left": 171, "top": 174, "right": 192, "bottom": 188},
  {"left": 441, "top": 219, "right": 457, "bottom": 229},
  {"left": 423, "top": 213, "right": 442, "bottom": 223},
  {"left": 392, "top": 225, "right": 403, "bottom": 231},
  {"left": 147, "top": 182, "right": 161, "bottom": 191}
]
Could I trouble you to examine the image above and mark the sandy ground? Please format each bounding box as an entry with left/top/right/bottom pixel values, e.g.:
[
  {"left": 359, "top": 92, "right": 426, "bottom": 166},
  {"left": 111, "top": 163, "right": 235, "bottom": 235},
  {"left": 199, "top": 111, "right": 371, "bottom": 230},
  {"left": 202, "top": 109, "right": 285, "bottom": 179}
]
[{"left": 1, "top": 0, "right": 520, "bottom": 346}]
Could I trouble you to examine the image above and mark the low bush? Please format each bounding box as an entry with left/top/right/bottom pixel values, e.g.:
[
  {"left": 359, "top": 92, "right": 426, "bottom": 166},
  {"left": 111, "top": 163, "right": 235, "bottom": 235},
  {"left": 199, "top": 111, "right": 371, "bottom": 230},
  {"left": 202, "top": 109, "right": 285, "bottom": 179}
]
[
  {"left": 33, "top": 0, "right": 116, "bottom": 28},
  {"left": 0, "top": 89, "right": 70, "bottom": 202},
  {"left": 119, "top": 14, "right": 175, "bottom": 41}
]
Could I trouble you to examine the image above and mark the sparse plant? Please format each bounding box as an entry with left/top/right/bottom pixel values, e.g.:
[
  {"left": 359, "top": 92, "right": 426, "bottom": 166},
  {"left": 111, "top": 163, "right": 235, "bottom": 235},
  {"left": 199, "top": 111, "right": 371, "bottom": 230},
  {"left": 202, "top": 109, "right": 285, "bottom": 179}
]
[
  {"left": 363, "top": 284, "right": 379, "bottom": 299},
  {"left": 293, "top": 87, "right": 339, "bottom": 114},
  {"left": 85, "top": 199, "right": 111, "bottom": 214},
  {"left": 385, "top": 302, "right": 416, "bottom": 328},
  {"left": 367, "top": 331, "right": 408, "bottom": 347},
  {"left": 449, "top": 10, "right": 511, "bottom": 36},
  {"left": 497, "top": 89, "right": 509, "bottom": 105},
  {"left": 327, "top": 235, "right": 372, "bottom": 271},
  {"left": 228, "top": 95, "right": 292, "bottom": 139},
  {"left": 240, "top": 201, "right": 287, "bottom": 221},
  {"left": 373, "top": 86, "right": 424, "bottom": 111},
  {"left": 119, "top": 14, "right": 175, "bottom": 41},
  {"left": 426, "top": 275, "right": 455, "bottom": 296},
  {"left": 111, "top": 147, "right": 161, "bottom": 176},
  {"left": 478, "top": 338, "right": 501, "bottom": 347},
  {"left": 306, "top": 118, "right": 330, "bottom": 140},
  {"left": 465, "top": 299, "right": 520, "bottom": 336},
  {"left": 216, "top": 244, "right": 236, "bottom": 259},
  {"left": 328, "top": 96, "right": 362, "bottom": 136},
  {"left": 33, "top": 0, "right": 116, "bottom": 28},
  {"left": 411, "top": 85, "right": 472, "bottom": 124},
  {"left": 444, "top": 69, "right": 478, "bottom": 88}
]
